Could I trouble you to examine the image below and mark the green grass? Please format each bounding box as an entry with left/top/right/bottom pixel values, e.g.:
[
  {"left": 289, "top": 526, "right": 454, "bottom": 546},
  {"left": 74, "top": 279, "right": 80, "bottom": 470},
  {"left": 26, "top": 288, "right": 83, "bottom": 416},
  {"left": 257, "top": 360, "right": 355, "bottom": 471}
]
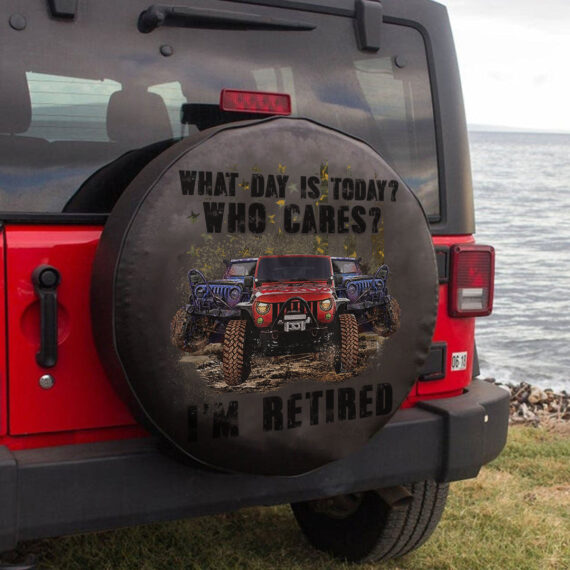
[{"left": 14, "top": 425, "right": 570, "bottom": 569}]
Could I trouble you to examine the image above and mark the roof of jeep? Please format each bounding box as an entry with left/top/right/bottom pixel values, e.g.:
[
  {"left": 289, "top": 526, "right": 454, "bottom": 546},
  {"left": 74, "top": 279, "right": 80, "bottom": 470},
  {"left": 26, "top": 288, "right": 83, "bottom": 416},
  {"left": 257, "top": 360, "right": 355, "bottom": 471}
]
[
  {"left": 229, "top": 0, "right": 442, "bottom": 16},
  {"left": 231, "top": 0, "right": 358, "bottom": 13}
]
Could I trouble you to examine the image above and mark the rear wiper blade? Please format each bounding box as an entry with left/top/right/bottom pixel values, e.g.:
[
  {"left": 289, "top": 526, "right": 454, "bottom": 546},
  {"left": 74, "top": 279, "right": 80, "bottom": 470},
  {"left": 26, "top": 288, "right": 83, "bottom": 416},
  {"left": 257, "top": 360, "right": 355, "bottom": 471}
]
[{"left": 138, "top": 4, "right": 316, "bottom": 33}]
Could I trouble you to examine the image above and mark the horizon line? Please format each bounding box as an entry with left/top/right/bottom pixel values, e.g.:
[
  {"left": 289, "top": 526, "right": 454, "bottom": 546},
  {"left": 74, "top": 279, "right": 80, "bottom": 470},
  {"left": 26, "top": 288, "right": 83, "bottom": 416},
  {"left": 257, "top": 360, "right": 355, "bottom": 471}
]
[{"left": 468, "top": 124, "right": 570, "bottom": 135}]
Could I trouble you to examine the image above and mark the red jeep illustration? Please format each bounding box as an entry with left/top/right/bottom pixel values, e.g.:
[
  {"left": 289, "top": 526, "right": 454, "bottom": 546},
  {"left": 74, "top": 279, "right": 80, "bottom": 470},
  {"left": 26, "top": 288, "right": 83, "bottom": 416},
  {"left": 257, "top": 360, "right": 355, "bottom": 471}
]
[{"left": 224, "top": 254, "right": 358, "bottom": 385}]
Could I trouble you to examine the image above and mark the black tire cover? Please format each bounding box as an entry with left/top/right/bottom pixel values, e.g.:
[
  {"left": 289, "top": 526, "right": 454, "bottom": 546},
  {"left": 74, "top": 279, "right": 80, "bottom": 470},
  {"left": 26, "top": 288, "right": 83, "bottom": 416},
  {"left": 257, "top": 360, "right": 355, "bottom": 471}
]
[{"left": 92, "top": 117, "right": 438, "bottom": 476}]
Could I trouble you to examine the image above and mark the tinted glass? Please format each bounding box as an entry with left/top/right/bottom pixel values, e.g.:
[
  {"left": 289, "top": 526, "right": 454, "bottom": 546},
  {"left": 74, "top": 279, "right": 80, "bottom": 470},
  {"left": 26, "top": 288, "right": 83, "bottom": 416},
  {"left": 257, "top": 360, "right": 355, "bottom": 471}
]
[
  {"left": 257, "top": 256, "right": 332, "bottom": 282},
  {"left": 227, "top": 261, "right": 257, "bottom": 277},
  {"left": 332, "top": 260, "right": 360, "bottom": 274},
  {"left": 0, "top": 0, "right": 438, "bottom": 217}
]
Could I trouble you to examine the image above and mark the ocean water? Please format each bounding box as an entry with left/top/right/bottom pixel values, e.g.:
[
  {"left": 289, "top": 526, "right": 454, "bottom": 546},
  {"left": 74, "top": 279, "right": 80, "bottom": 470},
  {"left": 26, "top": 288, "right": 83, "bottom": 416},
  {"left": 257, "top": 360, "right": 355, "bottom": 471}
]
[{"left": 469, "top": 131, "right": 570, "bottom": 392}]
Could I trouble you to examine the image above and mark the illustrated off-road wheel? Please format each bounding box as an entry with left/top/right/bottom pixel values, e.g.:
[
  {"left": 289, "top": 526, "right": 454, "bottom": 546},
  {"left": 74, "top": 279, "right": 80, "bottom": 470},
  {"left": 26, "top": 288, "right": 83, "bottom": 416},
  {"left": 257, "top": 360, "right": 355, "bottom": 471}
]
[
  {"left": 170, "top": 307, "right": 189, "bottom": 351},
  {"left": 335, "top": 313, "right": 359, "bottom": 373},
  {"left": 291, "top": 480, "right": 449, "bottom": 563},
  {"left": 380, "top": 297, "right": 401, "bottom": 337},
  {"left": 170, "top": 309, "right": 210, "bottom": 353},
  {"left": 222, "top": 319, "right": 252, "bottom": 386}
]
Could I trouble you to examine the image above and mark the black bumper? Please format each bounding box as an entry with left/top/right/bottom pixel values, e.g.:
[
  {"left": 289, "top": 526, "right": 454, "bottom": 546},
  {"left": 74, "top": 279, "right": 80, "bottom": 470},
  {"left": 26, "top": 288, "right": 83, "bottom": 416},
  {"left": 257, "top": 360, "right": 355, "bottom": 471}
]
[{"left": 0, "top": 379, "right": 508, "bottom": 551}]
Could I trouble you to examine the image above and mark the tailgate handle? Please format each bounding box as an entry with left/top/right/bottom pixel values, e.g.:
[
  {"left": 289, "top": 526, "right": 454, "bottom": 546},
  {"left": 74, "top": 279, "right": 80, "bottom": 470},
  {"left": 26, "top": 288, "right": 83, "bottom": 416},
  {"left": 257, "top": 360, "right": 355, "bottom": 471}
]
[{"left": 32, "top": 265, "right": 61, "bottom": 368}]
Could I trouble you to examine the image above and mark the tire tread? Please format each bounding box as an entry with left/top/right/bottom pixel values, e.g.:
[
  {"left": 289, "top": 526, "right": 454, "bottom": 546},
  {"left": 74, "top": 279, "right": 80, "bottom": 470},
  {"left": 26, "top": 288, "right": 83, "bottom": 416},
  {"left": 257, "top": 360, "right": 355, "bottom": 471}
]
[
  {"left": 222, "top": 319, "right": 250, "bottom": 385},
  {"left": 338, "top": 313, "right": 359, "bottom": 371},
  {"left": 292, "top": 480, "right": 449, "bottom": 563}
]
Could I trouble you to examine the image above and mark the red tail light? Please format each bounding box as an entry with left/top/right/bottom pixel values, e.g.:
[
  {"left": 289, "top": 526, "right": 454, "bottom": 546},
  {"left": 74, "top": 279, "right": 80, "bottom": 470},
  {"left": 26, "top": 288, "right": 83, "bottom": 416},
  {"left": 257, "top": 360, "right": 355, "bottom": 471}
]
[
  {"left": 220, "top": 89, "right": 291, "bottom": 115},
  {"left": 449, "top": 244, "right": 495, "bottom": 317}
]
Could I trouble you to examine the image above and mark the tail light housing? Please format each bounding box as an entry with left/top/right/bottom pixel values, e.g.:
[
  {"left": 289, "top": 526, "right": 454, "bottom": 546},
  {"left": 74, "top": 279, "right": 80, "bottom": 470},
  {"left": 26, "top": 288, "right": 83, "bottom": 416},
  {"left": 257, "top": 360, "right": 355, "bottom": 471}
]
[
  {"left": 220, "top": 89, "right": 291, "bottom": 116},
  {"left": 449, "top": 244, "right": 495, "bottom": 317}
]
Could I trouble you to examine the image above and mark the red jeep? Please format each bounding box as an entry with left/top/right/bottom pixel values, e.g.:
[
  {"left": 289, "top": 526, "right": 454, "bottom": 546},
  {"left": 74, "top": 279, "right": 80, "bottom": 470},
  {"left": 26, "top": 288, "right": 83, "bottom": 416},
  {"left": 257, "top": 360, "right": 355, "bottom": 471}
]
[{"left": 0, "top": 0, "right": 508, "bottom": 565}]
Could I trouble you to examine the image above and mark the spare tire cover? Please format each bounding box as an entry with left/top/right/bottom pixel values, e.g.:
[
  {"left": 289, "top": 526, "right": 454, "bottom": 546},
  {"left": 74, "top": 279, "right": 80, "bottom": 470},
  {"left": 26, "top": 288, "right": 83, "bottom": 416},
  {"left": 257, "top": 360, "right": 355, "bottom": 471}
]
[{"left": 92, "top": 117, "right": 437, "bottom": 476}]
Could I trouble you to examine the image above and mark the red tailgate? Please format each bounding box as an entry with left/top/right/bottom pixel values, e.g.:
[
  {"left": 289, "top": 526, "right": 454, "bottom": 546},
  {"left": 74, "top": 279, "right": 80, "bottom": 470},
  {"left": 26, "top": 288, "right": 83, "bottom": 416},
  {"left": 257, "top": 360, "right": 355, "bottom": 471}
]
[
  {"left": 0, "top": 228, "right": 6, "bottom": 436},
  {"left": 5, "top": 226, "right": 135, "bottom": 435},
  {"left": 416, "top": 235, "right": 476, "bottom": 397},
  {"left": 3, "top": 227, "right": 484, "bottom": 440}
]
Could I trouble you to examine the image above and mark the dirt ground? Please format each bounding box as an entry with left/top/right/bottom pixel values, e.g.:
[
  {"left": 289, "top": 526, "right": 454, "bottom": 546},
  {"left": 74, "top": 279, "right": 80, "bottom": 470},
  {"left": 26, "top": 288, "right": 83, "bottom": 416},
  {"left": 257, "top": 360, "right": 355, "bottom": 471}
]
[{"left": 180, "top": 332, "right": 384, "bottom": 392}]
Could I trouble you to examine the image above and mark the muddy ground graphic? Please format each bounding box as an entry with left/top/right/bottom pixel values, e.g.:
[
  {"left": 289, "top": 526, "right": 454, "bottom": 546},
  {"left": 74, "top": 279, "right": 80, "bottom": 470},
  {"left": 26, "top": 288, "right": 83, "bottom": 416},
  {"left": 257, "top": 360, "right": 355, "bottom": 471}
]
[{"left": 179, "top": 331, "right": 384, "bottom": 392}]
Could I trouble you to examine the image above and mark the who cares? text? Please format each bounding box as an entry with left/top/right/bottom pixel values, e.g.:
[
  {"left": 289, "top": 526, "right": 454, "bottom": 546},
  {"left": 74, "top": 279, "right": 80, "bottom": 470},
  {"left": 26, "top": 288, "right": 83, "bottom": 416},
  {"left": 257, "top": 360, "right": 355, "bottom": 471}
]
[{"left": 179, "top": 170, "right": 399, "bottom": 234}]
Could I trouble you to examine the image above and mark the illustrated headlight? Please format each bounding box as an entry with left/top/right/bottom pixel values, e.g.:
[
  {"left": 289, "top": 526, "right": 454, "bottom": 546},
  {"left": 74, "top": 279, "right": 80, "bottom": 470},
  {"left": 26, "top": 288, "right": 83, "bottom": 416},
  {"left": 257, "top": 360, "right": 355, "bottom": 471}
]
[
  {"left": 319, "top": 298, "right": 333, "bottom": 311},
  {"left": 347, "top": 283, "right": 358, "bottom": 301},
  {"left": 227, "top": 286, "right": 242, "bottom": 307},
  {"left": 195, "top": 285, "right": 206, "bottom": 298},
  {"left": 255, "top": 301, "right": 271, "bottom": 315}
]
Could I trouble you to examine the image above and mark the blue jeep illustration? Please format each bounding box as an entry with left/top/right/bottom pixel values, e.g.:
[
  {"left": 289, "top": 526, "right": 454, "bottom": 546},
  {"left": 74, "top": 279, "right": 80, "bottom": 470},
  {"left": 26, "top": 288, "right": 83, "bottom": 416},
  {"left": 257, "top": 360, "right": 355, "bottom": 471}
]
[
  {"left": 332, "top": 256, "right": 400, "bottom": 337},
  {"left": 170, "top": 265, "right": 255, "bottom": 353},
  {"left": 171, "top": 259, "right": 259, "bottom": 353}
]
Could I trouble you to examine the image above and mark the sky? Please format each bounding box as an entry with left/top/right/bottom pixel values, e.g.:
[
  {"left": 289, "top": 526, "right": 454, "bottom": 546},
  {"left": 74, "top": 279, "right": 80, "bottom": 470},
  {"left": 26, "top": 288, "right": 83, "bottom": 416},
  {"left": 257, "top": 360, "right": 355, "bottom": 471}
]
[{"left": 439, "top": 0, "right": 570, "bottom": 132}]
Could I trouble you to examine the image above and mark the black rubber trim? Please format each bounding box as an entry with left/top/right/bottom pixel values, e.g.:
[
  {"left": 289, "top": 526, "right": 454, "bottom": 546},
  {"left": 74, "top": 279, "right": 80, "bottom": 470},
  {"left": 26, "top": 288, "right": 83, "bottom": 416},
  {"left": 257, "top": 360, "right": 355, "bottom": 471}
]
[
  {"left": 418, "top": 342, "right": 446, "bottom": 381},
  {"left": 472, "top": 341, "right": 480, "bottom": 378},
  {"left": 0, "top": 213, "right": 107, "bottom": 225},
  {"left": 0, "top": 380, "right": 508, "bottom": 552},
  {"left": 0, "top": 448, "right": 17, "bottom": 555},
  {"left": 48, "top": 0, "right": 78, "bottom": 19},
  {"left": 435, "top": 246, "right": 449, "bottom": 283},
  {"left": 417, "top": 380, "right": 509, "bottom": 481}
]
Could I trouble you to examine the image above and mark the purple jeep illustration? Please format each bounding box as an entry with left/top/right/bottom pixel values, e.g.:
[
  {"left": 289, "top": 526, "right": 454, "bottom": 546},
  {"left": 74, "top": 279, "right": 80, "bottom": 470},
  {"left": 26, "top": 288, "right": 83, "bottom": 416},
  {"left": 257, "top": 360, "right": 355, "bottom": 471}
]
[{"left": 332, "top": 256, "right": 400, "bottom": 337}]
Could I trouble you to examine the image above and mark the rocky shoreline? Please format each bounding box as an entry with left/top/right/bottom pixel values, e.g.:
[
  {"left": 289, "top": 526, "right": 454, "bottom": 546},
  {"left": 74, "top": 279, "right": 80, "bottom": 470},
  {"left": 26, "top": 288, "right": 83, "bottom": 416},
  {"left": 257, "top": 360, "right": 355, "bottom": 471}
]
[
  {"left": 179, "top": 341, "right": 570, "bottom": 424},
  {"left": 482, "top": 378, "right": 569, "bottom": 426}
]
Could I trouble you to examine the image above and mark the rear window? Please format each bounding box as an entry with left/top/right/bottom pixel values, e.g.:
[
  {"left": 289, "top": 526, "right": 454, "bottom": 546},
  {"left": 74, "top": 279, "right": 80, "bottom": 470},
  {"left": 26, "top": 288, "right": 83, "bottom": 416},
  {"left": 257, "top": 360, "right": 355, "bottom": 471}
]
[
  {"left": 332, "top": 260, "right": 360, "bottom": 274},
  {"left": 226, "top": 261, "right": 257, "bottom": 277},
  {"left": 0, "top": 1, "right": 439, "bottom": 218}
]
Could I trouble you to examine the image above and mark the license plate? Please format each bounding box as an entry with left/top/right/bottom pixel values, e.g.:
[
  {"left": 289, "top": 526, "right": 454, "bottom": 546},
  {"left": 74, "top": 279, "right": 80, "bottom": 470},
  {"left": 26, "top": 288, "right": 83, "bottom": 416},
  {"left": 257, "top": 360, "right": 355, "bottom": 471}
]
[
  {"left": 451, "top": 351, "right": 468, "bottom": 371},
  {"left": 284, "top": 321, "right": 306, "bottom": 332}
]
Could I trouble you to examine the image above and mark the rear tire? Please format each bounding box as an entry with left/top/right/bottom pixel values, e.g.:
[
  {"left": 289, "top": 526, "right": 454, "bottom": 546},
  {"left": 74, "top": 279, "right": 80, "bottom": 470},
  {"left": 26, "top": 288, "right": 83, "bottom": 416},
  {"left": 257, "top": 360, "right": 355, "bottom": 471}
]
[
  {"left": 222, "top": 319, "right": 252, "bottom": 385},
  {"left": 335, "top": 313, "right": 359, "bottom": 372},
  {"left": 291, "top": 480, "right": 448, "bottom": 563}
]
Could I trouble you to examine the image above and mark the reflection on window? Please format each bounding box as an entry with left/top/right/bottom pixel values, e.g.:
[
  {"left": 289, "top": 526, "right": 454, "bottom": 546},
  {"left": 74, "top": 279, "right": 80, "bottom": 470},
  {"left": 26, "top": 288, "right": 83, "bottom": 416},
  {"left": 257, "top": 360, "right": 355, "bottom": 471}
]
[
  {"left": 25, "top": 72, "right": 120, "bottom": 141},
  {"left": 333, "top": 260, "right": 359, "bottom": 274},
  {"left": 227, "top": 262, "right": 257, "bottom": 277},
  {"left": 355, "top": 58, "right": 406, "bottom": 122},
  {"left": 148, "top": 81, "right": 188, "bottom": 138},
  {"left": 252, "top": 66, "right": 297, "bottom": 114},
  {"left": 354, "top": 55, "right": 439, "bottom": 218}
]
